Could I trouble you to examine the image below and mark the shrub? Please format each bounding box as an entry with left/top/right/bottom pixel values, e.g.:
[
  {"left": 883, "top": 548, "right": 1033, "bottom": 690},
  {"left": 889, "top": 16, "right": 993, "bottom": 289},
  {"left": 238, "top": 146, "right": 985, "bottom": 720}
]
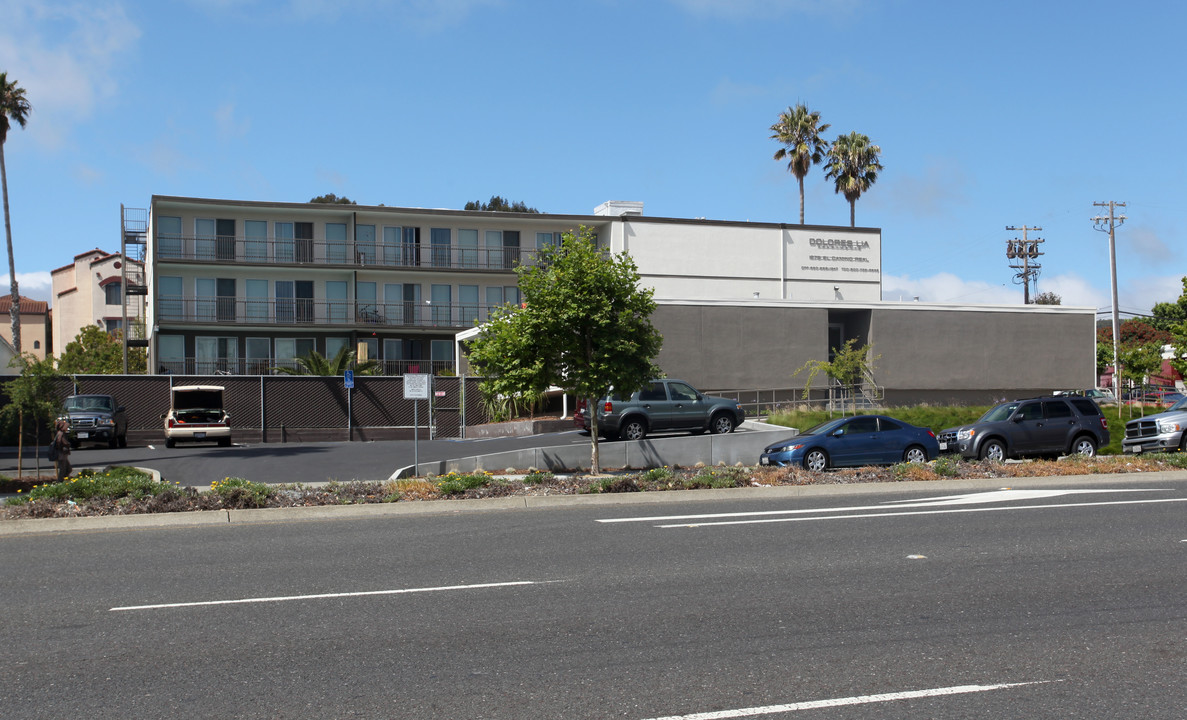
[
  {"left": 210, "top": 477, "right": 274, "bottom": 508},
  {"left": 583, "top": 476, "right": 640, "bottom": 494},
  {"left": 9, "top": 467, "right": 159, "bottom": 504},
  {"left": 523, "top": 471, "right": 554, "bottom": 485},
  {"left": 932, "top": 454, "right": 961, "bottom": 477},
  {"left": 640, "top": 466, "right": 675, "bottom": 483},
  {"left": 436, "top": 471, "right": 494, "bottom": 496}
]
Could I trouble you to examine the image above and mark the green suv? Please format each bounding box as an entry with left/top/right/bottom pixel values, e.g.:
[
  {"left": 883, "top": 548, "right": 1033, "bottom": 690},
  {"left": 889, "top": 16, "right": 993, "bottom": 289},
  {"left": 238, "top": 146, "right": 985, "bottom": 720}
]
[{"left": 578, "top": 379, "right": 745, "bottom": 441}]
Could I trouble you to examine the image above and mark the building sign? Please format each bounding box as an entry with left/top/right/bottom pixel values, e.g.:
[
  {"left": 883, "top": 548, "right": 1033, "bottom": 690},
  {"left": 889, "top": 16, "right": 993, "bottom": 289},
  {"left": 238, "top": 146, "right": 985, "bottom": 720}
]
[
  {"left": 797, "top": 234, "right": 880, "bottom": 276},
  {"left": 404, "top": 373, "right": 430, "bottom": 400}
]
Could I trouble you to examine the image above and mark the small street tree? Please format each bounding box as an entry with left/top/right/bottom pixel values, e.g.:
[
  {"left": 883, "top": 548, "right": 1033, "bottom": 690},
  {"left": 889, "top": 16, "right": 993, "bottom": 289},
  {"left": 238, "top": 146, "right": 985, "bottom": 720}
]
[
  {"left": 465, "top": 226, "right": 662, "bottom": 473},
  {"left": 58, "top": 325, "right": 147, "bottom": 374},
  {"left": 1118, "top": 343, "right": 1164, "bottom": 418},
  {"left": 1, "top": 354, "right": 62, "bottom": 477},
  {"left": 793, "top": 338, "right": 880, "bottom": 415},
  {"left": 1033, "top": 291, "right": 1062, "bottom": 305}
]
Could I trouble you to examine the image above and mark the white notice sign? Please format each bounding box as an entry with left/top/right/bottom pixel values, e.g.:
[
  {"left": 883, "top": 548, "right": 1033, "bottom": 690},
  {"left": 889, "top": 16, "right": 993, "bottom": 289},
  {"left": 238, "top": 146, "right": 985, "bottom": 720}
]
[{"left": 404, "top": 373, "right": 430, "bottom": 399}]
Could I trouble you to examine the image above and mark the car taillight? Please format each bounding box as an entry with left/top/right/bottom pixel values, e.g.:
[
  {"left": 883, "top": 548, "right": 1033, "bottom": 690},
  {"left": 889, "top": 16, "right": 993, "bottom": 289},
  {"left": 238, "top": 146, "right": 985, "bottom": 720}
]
[
  {"left": 927, "top": 430, "right": 936, "bottom": 438},
  {"left": 167, "top": 418, "right": 175, "bottom": 428},
  {"left": 1100, "top": 417, "right": 1108, "bottom": 430},
  {"left": 604, "top": 401, "right": 613, "bottom": 412}
]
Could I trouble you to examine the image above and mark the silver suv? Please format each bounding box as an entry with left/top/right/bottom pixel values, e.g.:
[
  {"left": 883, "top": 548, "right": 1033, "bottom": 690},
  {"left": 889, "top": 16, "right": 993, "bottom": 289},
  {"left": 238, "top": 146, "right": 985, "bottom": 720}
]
[
  {"left": 579, "top": 379, "right": 745, "bottom": 441},
  {"left": 939, "top": 396, "right": 1109, "bottom": 461},
  {"left": 1122, "top": 395, "right": 1187, "bottom": 454}
]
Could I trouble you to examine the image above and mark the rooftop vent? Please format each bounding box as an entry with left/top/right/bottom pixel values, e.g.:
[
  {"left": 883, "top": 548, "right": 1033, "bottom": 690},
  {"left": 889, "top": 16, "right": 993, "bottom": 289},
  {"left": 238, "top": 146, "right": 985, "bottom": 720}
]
[{"left": 594, "top": 201, "right": 644, "bottom": 217}]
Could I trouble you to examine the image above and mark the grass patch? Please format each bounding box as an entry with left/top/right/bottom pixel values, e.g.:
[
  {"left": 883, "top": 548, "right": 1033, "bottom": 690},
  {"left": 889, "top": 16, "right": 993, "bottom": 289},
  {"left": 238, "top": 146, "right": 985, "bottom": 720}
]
[
  {"left": 436, "top": 471, "right": 496, "bottom": 496},
  {"left": 6, "top": 467, "right": 159, "bottom": 505},
  {"left": 209, "top": 477, "right": 274, "bottom": 508}
]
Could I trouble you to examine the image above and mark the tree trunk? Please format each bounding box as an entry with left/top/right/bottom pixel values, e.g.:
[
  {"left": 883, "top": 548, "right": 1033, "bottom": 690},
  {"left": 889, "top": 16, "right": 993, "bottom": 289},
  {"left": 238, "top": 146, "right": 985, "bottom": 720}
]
[
  {"left": 589, "top": 411, "right": 601, "bottom": 475},
  {"left": 798, "top": 175, "right": 805, "bottom": 224},
  {"left": 849, "top": 199, "right": 856, "bottom": 228},
  {"left": 0, "top": 139, "right": 20, "bottom": 354}
]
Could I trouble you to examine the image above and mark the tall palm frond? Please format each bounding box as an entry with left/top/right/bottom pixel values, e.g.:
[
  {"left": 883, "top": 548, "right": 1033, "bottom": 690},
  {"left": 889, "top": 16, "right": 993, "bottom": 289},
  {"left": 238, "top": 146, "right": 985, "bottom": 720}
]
[
  {"left": 769, "top": 103, "right": 830, "bottom": 224},
  {"left": 824, "top": 131, "right": 883, "bottom": 227},
  {"left": 1, "top": 72, "right": 32, "bottom": 354},
  {"left": 274, "top": 346, "right": 380, "bottom": 376}
]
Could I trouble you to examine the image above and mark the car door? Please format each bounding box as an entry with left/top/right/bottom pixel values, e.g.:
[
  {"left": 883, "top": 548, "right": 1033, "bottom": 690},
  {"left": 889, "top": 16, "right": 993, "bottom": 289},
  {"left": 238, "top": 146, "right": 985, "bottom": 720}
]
[
  {"left": 1009, "top": 401, "right": 1047, "bottom": 454},
  {"left": 666, "top": 381, "right": 705, "bottom": 430},
  {"left": 636, "top": 381, "right": 675, "bottom": 431},
  {"left": 830, "top": 416, "right": 881, "bottom": 466},
  {"left": 870, "top": 417, "right": 906, "bottom": 464},
  {"left": 1040, "top": 399, "right": 1077, "bottom": 453}
]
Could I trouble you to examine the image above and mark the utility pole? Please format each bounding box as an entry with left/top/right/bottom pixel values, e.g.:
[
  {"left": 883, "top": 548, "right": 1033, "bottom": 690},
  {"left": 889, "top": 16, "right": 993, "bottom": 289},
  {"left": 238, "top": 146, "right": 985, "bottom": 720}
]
[
  {"left": 1092, "top": 201, "right": 1126, "bottom": 394},
  {"left": 1005, "top": 225, "right": 1043, "bottom": 304}
]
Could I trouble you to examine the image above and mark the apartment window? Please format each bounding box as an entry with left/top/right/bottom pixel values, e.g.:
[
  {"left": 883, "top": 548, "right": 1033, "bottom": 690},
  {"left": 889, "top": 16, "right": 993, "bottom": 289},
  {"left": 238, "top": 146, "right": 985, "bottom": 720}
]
[
  {"left": 326, "top": 223, "right": 347, "bottom": 264},
  {"left": 217, "top": 278, "right": 236, "bottom": 322},
  {"left": 158, "top": 216, "right": 183, "bottom": 258},
  {"left": 196, "top": 336, "right": 238, "bottom": 374},
  {"left": 105, "top": 282, "right": 122, "bottom": 305},
  {"left": 326, "top": 281, "right": 348, "bottom": 323},
  {"left": 245, "top": 279, "right": 268, "bottom": 322},
  {"left": 458, "top": 229, "right": 479, "bottom": 268},
  {"left": 276, "top": 280, "right": 295, "bottom": 323},
  {"left": 326, "top": 336, "right": 349, "bottom": 360},
  {"left": 383, "top": 339, "right": 402, "bottom": 374},
  {"left": 430, "top": 284, "right": 451, "bottom": 326},
  {"left": 159, "top": 276, "right": 183, "bottom": 320},
  {"left": 382, "top": 283, "right": 402, "bottom": 324},
  {"left": 275, "top": 222, "right": 294, "bottom": 262},
  {"left": 484, "top": 230, "right": 503, "bottom": 269},
  {"left": 403, "top": 283, "right": 421, "bottom": 326},
  {"left": 275, "top": 337, "right": 314, "bottom": 370},
  {"left": 295, "top": 222, "right": 313, "bottom": 263},
  {"left": 216, "top": 219, "right": 236, "bottom": 260},
  {"left": 430, "top": 228, "right": 451, "bottom": 268},
  {"left": 459, "top": 285, "right": 479, "bottom": 326},
  {"left": 401, "top": 227, "right": 421, "bottom": 266},
  {"left": 383, "top": 226, "right": 401, "bottom": 266},
  {"left": 431, "top": 339, "right": 454, "bottom": 364},
  {"left": 502, "top": 230, "right": 520, "bottom": 269},
  {"left": 158, "top": 335, "right": 185, "bottom": 373},
  {"left": 196, "top": 219, "right": 216, "bottom": 260},
  {"left": 358, "top": 337, "right": 378, "bottom": 365},
  {"left": 196, "top": 278, "right": 216, "bottom": 321},
  {"left": 245, "top": 220, "right": 268, "bottom": 262},
  {"left": 246, "top": 337, "right": 271, "bottom": 374},
  {"left": 536, "top": 232, "right": 563, "bottom": 249},
  {"left": 295, "top": 280, "right": 314, "bottom": 323},
  {"left": 105, "top": 318, "right": 123, "bottom": 333}
]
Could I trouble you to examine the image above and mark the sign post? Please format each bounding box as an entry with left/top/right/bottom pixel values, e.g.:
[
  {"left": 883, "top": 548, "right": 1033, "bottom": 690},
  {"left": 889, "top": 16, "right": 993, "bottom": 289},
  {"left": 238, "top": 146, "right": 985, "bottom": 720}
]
[
  {"left": 344, "top": 370, "right": 354, "bottom": 440},
  {"left": 404, "top": 373, "right": 431, "bottom": 474}
]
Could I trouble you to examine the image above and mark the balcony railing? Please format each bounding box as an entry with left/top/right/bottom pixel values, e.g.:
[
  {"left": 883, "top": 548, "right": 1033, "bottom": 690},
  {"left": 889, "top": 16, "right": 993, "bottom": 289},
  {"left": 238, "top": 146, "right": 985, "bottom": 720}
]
[
  {"left": 155, "top": 235, "right": 543, "bottom": 271},
  {"left": 157, "top": 297, "right": 511, "bottom": 329},
  {"left": 157, "top": 357, "right": 455, "bottom": 377}
]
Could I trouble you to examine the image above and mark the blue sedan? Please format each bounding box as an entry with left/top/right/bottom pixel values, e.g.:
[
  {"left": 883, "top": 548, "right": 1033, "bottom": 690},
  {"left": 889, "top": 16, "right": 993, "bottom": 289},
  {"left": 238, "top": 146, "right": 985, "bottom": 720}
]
[{"left": 759, "top": 414, "right": 941, "bottom": 471}]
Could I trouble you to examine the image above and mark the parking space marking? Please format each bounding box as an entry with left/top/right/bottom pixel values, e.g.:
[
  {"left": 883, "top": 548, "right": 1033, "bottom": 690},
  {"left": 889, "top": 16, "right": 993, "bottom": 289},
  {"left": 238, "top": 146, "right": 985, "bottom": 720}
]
[
  {"left": 640, "top": 681, "right": 1052, "bottom": 719},
  {"left": 110, "top": 580, "right": 547, "bottom": 612}
]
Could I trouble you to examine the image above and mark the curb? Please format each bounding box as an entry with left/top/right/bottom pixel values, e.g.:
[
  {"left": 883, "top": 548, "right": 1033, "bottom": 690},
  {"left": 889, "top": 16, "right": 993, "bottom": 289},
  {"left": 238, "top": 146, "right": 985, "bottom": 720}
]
[{"left": 3, "top": 469, "right": 1185, "bottom": 536}]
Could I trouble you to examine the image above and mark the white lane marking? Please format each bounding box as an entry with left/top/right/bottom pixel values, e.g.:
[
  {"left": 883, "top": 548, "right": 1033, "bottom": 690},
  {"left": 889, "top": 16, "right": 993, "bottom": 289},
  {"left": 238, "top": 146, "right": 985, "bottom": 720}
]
[
  {"left": 658, "top": 497, "right": 1187, "bottom": 528},
  {"left": 597, "top": 489, "right": 1164, "bottom": 524},
  {"left": 110, "top": 580, "right": 545, "bottom": 612},
  {"left": 640, "top": 681, "right": 1052, "bottom": 720}
]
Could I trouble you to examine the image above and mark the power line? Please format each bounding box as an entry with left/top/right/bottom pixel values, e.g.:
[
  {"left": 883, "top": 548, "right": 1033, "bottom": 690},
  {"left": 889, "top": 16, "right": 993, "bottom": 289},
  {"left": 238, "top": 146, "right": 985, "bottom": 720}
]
[
  {"left": 1092, "top": 201, "right": 1127, "bottom": 391},
  {"left": 1005, "top": 225, "right": 1043, "bottom": 304}
]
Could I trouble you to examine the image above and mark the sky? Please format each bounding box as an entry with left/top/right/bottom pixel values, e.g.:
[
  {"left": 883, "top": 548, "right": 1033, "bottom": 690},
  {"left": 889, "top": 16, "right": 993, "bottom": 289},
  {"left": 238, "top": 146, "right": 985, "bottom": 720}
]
[{"left": 1, "top": 0, "right": 1184, "bottom": 318}]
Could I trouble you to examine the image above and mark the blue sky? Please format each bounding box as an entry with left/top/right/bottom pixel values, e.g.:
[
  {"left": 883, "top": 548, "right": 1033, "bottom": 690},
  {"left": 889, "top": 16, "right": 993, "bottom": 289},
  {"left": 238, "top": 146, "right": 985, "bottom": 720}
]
[{"left": 2, "top": 0, "right": 1183, "bottom": 317}]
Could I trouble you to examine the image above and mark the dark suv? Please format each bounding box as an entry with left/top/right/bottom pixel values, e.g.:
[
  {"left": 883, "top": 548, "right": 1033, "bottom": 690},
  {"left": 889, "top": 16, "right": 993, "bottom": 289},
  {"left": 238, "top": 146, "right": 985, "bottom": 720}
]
[
  {"left": 60, "top": 394, "right": 128, "bottom": 449},
  {"left": 939, "top": 396, "right": 1109, "bottom": 461},
  {"left": 579, "top": 379, "right": 745, "bottom": 441}
]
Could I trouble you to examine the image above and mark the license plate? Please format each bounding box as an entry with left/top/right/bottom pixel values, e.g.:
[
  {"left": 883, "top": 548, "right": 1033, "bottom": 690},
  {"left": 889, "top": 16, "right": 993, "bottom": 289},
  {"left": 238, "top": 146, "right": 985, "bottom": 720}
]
[
  {"left": 938, "top": 441, "right": 947, "bottom": 451},
  {"left": 78, "top": 432, "right": 89, "bottom": 439},
  {"left": 195, "top": 432, "right": 206, "bottom": 439},
  {"left": 1129, "top": 445, "right": 1140, "bottom": 453},
  {"left": 760, "top": 456, "right": 769, "bottom": 465}
]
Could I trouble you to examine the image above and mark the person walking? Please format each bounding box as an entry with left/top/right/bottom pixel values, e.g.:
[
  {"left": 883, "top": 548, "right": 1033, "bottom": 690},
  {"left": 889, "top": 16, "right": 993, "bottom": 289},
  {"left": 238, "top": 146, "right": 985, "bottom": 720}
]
[{"left": 53, "top": 419, "right": 72, "bottom": 481}]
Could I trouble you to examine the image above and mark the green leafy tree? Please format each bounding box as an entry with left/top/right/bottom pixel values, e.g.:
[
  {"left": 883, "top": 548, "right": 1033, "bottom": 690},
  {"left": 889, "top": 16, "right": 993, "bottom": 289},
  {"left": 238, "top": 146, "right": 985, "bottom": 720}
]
[
  {"left": 1033, "top": 291, "right": 1062, "bottom": 305},
  {"left": 309, "top": 193, "right": 356, "bottom": 204},
  {"left": 1, "top": 72, "right": 32, "bottom": 354},
  {"left": 57, "top": 325, "right": 146, "bottom": 374},
  {"left": 273, "top": 346, "right": 379, "bottom": 376},
  {"left": 769, "top": 103, "right": 830, "bottom": 224},
  {"left": 1164, "top": 277, "right": 1187, "bottom": 380},
  {"left": 464, "top": 195, "right": 540, "bottom": 213},
  {"left": 1118, "top": 343, "right": 1164, "bottom": 418},
  {"left": 793, "top": 338, "right": 881, "bottom": 415},
  {"left": 2, "top": 353, "right": 61, "bottom": 477},
  {"left": 465, "top": 226, "right": 662, "bottom": 473},
  {"left": 1150, "top": 276, "right": 1187, "bottom": 334},
  {"left": 824, "top": 131, "right": 883, "bottom": 227}
]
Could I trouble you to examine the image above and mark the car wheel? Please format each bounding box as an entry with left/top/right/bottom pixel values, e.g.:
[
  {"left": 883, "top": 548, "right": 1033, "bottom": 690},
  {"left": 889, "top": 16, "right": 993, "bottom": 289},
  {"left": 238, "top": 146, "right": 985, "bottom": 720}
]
[
  {"left": 710, "top": 413, "right": 736, "bottom": 435},
  {"left": 803, "top": 448, "right": 829, "bottom": 472},
  {"left": 165, "top": 438, "right": 176, "bottom": 449},
  {"left": 218, "top": 437, "right": 232, "bottom": 447},
  {"left": 1180, "top": 434, "right": 1187, "bottom": 453},
  {"left": 621, "top": 419, "right": 647, "bottom": 441},
  {"left": 118, "top": 433, "right": 128, "bottom": 448},
  {"left": 108, "top": 434, "right": 118, "bottom": 449},
  {"left": 980, "top": 439, "right": 1006, "bottom": 462},
  {"left": 1071, "top": 435, "right": 1097, "bottom": 457},
  {"left": 903, "top": 445, "right": 928, "bottom": 463}
]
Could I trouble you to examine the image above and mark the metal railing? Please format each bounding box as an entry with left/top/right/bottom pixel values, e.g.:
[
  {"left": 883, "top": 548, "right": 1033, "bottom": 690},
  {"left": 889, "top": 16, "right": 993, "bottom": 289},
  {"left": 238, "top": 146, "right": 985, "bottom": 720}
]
[
  {"left": 155, "top": 234, "right": 543, "bottom": 271},
  {"left": 156, "top": 297, "right": 510, "bottom": 329},
  {"left": 156, "top": 357, "right": 456, "bottom": 377}
]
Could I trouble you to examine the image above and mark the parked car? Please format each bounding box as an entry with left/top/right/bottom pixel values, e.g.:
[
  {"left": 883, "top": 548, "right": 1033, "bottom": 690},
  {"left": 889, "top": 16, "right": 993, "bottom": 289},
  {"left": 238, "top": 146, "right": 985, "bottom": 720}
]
[
  {"left": 60, "top": 394, "right": 128, "bottom": 449},
  {"left": 1122, "top": 395, "right": 1187, "bottom": 455},
  {"left": 162, "top": 385, "right": 232, "bottom": 448},
  {"left": 1127, "top": 390, "right": 1185, "bottom": 408},
  {"left": 579, "top": 379, "right": 745, "bottom": 441},
  {"left": 759, "top": 414, "right": 939, "bottom": 471},
  {"left": 938, "top": 395, "right": 1109, "bottom": 461}
]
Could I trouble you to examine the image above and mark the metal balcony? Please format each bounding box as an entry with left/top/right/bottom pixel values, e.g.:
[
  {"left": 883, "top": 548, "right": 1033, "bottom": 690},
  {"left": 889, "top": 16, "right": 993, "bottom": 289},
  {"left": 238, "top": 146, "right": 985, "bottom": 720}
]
[{"left": 155, "top": 297, "right": 510, "bottom": 329}]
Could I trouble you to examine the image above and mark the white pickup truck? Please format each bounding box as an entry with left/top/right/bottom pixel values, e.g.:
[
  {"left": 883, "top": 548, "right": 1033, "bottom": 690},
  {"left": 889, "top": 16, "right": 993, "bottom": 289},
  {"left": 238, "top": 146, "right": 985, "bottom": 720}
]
[{"left": 1122, "top": 395, "right": 1187, "bottom": 454}]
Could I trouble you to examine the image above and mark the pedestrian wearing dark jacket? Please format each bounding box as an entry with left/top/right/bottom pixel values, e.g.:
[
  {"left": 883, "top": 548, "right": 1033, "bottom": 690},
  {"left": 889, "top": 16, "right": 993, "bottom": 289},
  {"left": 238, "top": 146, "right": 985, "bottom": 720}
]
[{"left": 54, "top": 419, "right": 72, "bottom": 481}]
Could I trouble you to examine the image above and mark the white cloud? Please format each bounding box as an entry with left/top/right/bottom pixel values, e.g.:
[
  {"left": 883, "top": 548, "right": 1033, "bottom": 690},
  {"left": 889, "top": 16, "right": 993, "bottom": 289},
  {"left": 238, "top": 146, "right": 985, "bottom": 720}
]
[
  {"left": 0, "top": 0, "right": 140, "bottom": 149},
  {"left": 882, "top": 271, "right": 1019, "bottom": 304},
  {"left": 0, "top": 271, "right": 54, "bottom": 303}
]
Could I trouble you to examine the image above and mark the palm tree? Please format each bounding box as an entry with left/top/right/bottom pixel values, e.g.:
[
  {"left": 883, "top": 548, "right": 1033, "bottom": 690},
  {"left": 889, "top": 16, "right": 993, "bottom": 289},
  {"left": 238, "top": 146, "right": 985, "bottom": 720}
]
[
  {"left": 273, "top": 346, "right": 380, "bottom": 376},
  {"left": 769, "top": 104, "right": 830, "bottom": 224},
  {"left": 824, "top": 131, "right": 883, "bottom": 227},
  {"left": 1, "top": 72, "right": 31, "bottom": 354}
]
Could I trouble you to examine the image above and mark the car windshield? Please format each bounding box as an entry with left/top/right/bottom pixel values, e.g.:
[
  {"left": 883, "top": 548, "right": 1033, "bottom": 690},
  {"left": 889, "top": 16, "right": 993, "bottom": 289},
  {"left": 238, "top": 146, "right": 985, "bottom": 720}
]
[
  {"left": 979, "top": 402, "right": 1019, "bottom": 423},
  {"left": 801, "top": 418, "right": 848, "bottom": 436},
  {"left": 1169, "top": 396, "right": 1187, "bottom": 413},
  {"left": 64, "top": 396, "right": 113, "bottom": 412}
]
